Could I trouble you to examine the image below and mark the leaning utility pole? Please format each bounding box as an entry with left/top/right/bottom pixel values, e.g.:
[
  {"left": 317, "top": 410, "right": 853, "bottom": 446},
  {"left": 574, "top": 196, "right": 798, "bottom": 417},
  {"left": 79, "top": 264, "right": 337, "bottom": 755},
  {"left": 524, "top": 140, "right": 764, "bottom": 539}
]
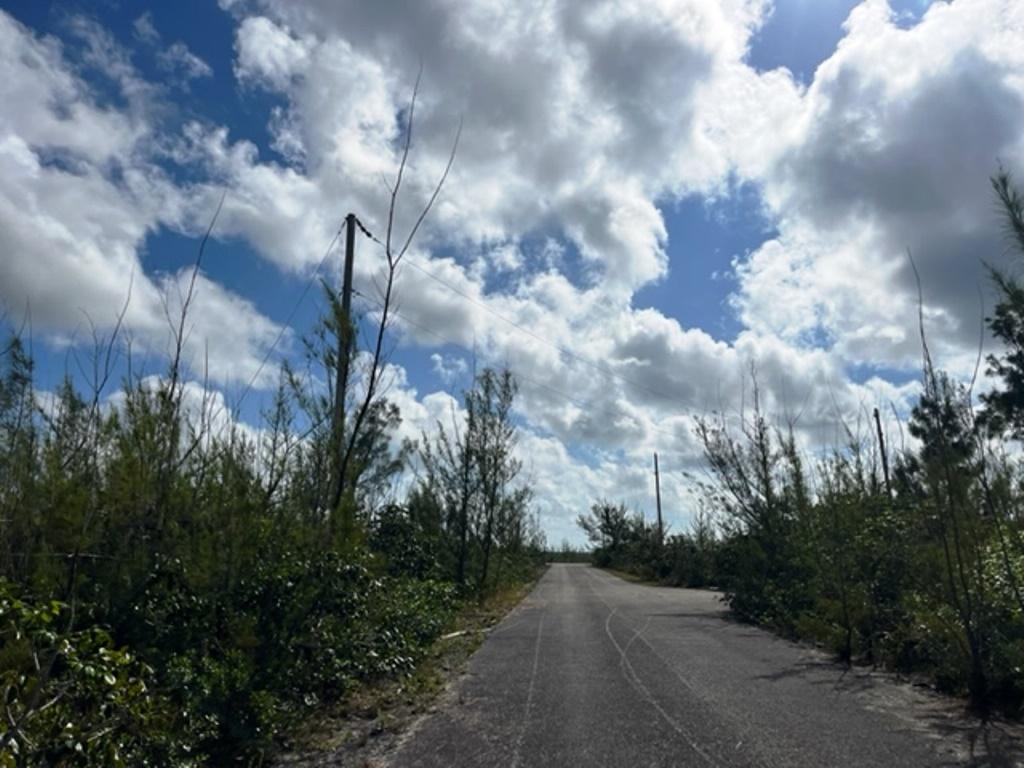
[
  {"left": 654, "top": 452, "right": 664, "bottom": 544},
  {"left": 331, "top": 213, "right": 358, "bottom": 509}
]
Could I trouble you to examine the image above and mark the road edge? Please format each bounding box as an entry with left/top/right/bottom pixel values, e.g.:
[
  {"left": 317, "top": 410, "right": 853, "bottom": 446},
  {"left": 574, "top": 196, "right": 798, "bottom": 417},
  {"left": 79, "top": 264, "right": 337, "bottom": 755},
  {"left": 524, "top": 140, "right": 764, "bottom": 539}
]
[{"left": 275, "top": 566, "right": 548, "bottom": 767}]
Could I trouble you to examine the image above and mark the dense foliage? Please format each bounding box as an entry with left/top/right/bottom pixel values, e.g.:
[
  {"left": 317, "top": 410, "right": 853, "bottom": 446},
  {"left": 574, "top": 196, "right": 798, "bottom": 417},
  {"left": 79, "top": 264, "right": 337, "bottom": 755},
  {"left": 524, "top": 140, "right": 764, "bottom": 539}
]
[
  {"left": 0, "top": 291, "right": 541, "bottom": 763},
  {"left": 582, "top": 171, "right": 1024, "bottom": 715}
]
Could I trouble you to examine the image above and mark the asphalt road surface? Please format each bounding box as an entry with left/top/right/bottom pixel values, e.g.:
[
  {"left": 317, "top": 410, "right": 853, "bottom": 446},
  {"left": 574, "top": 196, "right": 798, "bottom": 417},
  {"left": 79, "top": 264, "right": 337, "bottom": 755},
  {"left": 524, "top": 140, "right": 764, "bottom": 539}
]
[{"left": 391, "top": 563, "right": 1023, "bottom": 767}]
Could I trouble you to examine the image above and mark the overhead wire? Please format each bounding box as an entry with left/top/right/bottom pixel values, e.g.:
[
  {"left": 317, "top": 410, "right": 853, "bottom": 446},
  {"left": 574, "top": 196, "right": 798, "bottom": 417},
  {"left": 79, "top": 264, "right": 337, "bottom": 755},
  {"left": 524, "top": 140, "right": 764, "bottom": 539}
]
[
  {"left": 234, "top": 220, "right": 346, "bottom": 413},
  {"left": 234, "top": 214, "right": 689, "bottom": 447},
  {"left": 354, "top": 223, "right": 689, "bottom": 410},
  {"left": 354, "top": 216, "right": 691, "bottom": 444},
  {"left": 350, "top": 286, "right": 688, "bottom": 444}
]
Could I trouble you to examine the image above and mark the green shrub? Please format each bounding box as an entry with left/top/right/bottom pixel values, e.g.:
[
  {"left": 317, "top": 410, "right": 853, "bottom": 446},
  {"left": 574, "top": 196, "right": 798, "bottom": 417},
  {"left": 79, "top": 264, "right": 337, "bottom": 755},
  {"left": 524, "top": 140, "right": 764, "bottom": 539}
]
[
  {"left": 0, "top": 580, "right": 195, "bottom": 767},
  {"left": 0, "top": 309, "right": 542, "bottom": 764},
  {"left": 155, "top": 551, "right": 457, "bottom": 761}
]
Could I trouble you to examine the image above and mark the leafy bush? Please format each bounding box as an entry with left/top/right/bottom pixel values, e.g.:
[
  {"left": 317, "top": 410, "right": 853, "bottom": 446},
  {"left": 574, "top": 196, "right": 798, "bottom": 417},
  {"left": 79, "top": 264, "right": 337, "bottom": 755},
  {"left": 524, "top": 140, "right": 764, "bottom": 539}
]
[
  {"left": 0, "top": 580, "right": 194, "bottom": 767},
  {"left": 136, "top": 551, "right": 457, "bottom": 760}
]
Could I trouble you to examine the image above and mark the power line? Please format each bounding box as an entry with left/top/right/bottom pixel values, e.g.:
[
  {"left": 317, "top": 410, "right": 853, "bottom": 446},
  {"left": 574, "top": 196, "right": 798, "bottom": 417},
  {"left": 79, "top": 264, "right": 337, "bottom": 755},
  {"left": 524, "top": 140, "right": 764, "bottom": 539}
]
[
  {"left": 351, "top": 287, "right": 688, "bottom": 444},
  {"left": 356, "top": 238, "right": 689, "bottom": 410},
  {"left": 233, "top": 214, "right": 688, "bottom": 446},
  {"left": 234, "top": 221, "right": 346, "bottom": 413}
]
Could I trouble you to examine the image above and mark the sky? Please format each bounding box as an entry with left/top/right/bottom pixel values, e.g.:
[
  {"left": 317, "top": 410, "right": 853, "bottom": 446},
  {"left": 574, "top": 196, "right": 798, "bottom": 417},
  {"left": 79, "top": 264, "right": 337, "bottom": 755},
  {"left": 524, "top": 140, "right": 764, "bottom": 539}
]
[{"left": 1, "top": 0, "right": 1022, "bottom": 545}]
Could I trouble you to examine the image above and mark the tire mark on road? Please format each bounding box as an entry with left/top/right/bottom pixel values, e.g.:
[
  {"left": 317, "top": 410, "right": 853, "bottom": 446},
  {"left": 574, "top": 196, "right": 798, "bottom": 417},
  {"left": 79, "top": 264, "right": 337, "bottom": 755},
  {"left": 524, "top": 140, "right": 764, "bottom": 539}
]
[
  {"left": 631, "top": 630, "right": 780, "bottom": 768},
  {"left": 584, "top": 568, "right": 723, "bottom": 768},
  {"left": 622, "top": 615, "right": 652, "bottom": 660},
  {"left": 588, "top": 568, "right": 781, "bottom": 768}
]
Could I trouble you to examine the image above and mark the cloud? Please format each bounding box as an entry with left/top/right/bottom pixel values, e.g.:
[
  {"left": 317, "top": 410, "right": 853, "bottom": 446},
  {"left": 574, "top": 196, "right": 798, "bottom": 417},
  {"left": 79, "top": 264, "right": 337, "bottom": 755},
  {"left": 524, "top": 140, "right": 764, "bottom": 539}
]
[
  {"left": 65, "top": 14, "right": 149, "bottom": 98},
  {"left": 132, "top": 12, "right": 159, "bottom": 45},
  {"left": 131, "top": 11, "right": 213, "bottom": 85},
  {"left": 733, "top": 0, "right": 1024, "bottom": 374},
  {"left": 191, "top": 0, "right": 794, "bottom": 455},
  {"left": 195, "top": 1, "right": 877, "bottom": 486},
  {"left": 380, "top": 362, "right": 692, "bottom": 547},
  {"left": 430, "top": 353, "right": 468, "bottom": 385},
  {"left": 157, "top": 269, "right": 285, "bottom": 388},
  {"left": 211, "top": 0, "right": 792, "bottom": 298},
  {"left": 0, "top": 10, "right": 280, "bottom": 388},
  {"left": 158, "top": 42, "right": 213, "bottom": 82},
  {"left": 234, "top": 16, "right": 310, "bottom": 90}
]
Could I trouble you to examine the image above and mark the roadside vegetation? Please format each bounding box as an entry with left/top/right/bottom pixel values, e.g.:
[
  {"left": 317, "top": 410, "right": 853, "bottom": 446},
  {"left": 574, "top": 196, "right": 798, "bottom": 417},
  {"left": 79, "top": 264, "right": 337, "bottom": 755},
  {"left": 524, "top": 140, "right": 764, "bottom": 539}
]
[
  {"left": 282, "top": 574, "right": 540, "bottom": 765},
  {"left": 0, "top": 94, "right": 543, "bottom": 765},
  {"left": 0, "top": 316, "right": 542, "bottom": 765},
  {"left": 0, "top": 317, "right": 542, "bottom": 766},
  {"left": 579, "top": 171, "right": 1024, "bottom": 716}
]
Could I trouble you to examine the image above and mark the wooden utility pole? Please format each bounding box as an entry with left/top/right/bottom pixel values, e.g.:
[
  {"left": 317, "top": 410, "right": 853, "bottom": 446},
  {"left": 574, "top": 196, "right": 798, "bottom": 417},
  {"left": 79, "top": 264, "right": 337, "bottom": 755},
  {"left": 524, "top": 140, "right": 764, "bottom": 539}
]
[
  {"left": 342, "top": 213, "right": 356, "bottom": 327},
  {"left": 331, "top": 213, "right": 357, "bottom": 509},
  {"left": 873, "top": 407, "right": 892, "bottom": 497},
  {"left": 654, "top": 452, "right": 664, "bottom": 543}
]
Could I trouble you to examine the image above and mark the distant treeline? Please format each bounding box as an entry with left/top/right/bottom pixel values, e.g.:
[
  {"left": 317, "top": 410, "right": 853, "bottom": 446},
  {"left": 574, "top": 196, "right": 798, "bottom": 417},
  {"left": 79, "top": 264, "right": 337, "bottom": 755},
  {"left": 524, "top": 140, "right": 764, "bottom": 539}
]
[
  {"left": 545, "top": 541, "right": 593, "bottom": 563},
  {"left": 0, "top": 294, "right": 542, "bottom": 765},
  {"left": 580, "top": 171, "right": 1024, "bottom": 716}
]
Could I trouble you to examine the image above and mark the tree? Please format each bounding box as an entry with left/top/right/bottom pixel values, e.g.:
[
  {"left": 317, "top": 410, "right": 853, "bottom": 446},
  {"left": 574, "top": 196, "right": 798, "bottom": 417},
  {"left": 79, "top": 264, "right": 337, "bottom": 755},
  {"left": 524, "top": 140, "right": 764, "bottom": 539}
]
[
  {"left": 282, "top": 292, "right": 410, "bottom": 539},
  {"left": 330, "top": 77, "right": 461, "bottom": 514},
  {"left": 470, "top": 369, "right": 527, "bottom": 594},
  {"left": 419, "top": 398, "right": 478, "bottom": 586},
  {"left": 418, "top": 367, "right": 532, "bottom": 595},
  {"left": 577, "top": 500, "right": 634, "bottom": 567},
  {"left": 981, "top": 171, "right": 1024, "bottom": 437},
  {"left": 0, "top": 335, "right": 36, "bottom": 583}
]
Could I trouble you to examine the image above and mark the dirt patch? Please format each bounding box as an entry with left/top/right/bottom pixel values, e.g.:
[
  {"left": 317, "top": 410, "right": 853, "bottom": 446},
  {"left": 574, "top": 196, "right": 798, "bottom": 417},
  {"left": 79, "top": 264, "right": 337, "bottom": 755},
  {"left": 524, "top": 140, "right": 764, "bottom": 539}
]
[{"left": 848, "top": 664, "right": 1024, "bottom": 767}]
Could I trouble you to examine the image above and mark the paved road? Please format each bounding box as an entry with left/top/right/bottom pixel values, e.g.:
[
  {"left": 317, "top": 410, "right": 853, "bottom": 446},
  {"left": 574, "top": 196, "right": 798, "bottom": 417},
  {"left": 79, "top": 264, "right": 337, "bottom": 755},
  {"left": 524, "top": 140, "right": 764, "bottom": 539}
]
[{"left": 391, "top": 564, "right": 1022, "bottom": 767}]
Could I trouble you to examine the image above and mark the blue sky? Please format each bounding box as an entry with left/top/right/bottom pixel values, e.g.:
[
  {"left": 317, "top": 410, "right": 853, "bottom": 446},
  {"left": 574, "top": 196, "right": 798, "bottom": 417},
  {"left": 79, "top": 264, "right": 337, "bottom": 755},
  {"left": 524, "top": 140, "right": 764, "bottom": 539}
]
[
  {"left": 750, "top": 0, "right": 934, "bottom": 77},
  {"left": 0, "top": 0, "right": 1020, "bottom": 544}
]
